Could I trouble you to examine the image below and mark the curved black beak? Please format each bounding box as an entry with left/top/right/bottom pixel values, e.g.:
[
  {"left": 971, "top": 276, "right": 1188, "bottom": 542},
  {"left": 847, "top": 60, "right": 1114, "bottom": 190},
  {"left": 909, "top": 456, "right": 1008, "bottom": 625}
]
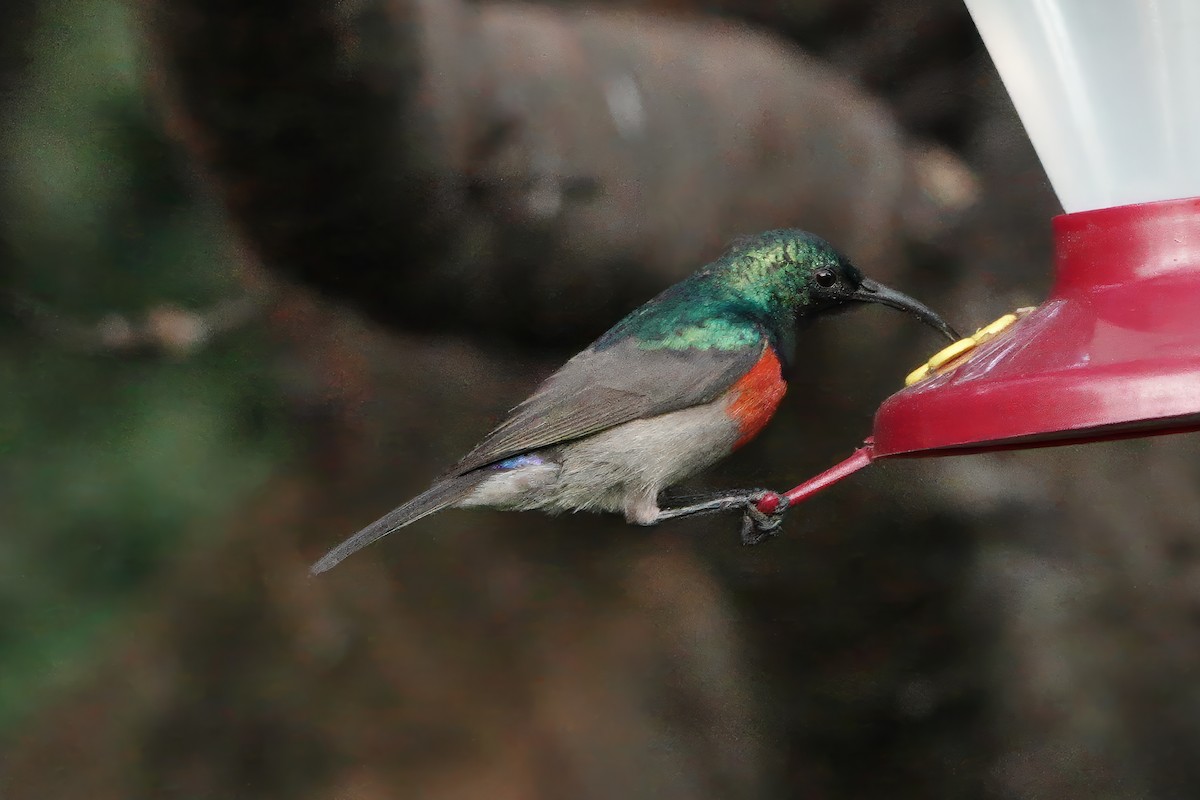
[{"left": 851, "top": 278, "right": 959, "bottom": 341}]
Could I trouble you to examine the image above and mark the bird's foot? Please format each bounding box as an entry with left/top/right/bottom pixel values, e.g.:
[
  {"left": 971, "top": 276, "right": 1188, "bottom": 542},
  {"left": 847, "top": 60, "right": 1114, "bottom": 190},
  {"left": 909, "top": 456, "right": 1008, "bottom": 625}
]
[
  {"left": 652, "top": 488, "right": 789, "bottom": 544},
  {"left": 739, "top": 490, "right": 788, "bottom": 545}
]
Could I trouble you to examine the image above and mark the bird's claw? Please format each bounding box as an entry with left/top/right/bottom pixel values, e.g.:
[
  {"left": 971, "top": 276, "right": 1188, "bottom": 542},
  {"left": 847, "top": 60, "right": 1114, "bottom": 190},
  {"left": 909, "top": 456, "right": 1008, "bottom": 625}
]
[{"left": 740, "top": 490, "right": 788, "bottom": 545}]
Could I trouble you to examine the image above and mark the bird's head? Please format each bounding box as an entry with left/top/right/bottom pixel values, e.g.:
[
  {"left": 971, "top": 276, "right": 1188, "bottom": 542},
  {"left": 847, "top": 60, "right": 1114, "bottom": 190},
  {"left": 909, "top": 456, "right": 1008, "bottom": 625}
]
[{"left": 717, "top": 230, "right": 959, "bottom": 342}]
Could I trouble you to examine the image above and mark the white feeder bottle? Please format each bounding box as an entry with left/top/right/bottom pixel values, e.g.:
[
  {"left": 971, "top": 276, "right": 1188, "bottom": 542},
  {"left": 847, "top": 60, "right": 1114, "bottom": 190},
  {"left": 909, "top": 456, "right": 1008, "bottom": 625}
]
[{"left": 964, "top": 0, "right": 1200, "bottom": 213}]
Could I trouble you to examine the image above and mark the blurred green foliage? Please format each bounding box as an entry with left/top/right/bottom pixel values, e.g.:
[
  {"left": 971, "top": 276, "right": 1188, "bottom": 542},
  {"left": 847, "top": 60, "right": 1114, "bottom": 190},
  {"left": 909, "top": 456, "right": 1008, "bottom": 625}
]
[{"left": 0, "top": 0, "right": 288, "bottom": 729}]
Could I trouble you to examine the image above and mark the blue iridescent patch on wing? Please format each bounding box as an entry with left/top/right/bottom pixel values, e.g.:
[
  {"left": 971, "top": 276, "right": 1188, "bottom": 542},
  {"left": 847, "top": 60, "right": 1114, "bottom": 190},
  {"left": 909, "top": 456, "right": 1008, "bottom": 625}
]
[{"left": 491, "top": 454, "right": 544, "bottom": 470}]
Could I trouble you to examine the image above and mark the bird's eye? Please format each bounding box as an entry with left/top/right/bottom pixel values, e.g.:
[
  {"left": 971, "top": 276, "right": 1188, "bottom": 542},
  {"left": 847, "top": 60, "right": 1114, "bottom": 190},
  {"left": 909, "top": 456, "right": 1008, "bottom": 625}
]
[{"left": 814, "top": 268, "right": 837, "bottom": 288}]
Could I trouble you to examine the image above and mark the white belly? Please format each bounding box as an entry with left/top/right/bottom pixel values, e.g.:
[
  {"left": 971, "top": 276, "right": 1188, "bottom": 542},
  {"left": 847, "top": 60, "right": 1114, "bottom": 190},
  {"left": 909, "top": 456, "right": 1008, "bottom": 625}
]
[{"left": 457, "top": 396, "right": 740, "bottom": 520}]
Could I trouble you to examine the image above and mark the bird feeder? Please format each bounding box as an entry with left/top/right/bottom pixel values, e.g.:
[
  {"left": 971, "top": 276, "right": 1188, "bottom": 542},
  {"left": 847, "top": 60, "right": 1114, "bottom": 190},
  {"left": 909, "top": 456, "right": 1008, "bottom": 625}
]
[{"left": 767, "top": 0, "right": 1200, "bottom": 510}]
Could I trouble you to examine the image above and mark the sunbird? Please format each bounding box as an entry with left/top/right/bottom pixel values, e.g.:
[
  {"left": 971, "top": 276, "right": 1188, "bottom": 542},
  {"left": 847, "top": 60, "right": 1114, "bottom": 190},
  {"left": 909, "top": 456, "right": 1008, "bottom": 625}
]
[{"left": 312, "top": 230, "right": 957, "bottom": 574}]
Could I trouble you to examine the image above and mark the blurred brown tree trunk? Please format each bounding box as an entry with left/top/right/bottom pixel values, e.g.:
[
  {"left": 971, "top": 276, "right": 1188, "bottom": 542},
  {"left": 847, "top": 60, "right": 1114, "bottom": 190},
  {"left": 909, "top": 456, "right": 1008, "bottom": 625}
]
[{"left": 138, "top": 0, "right": 973, "bottom": 340}]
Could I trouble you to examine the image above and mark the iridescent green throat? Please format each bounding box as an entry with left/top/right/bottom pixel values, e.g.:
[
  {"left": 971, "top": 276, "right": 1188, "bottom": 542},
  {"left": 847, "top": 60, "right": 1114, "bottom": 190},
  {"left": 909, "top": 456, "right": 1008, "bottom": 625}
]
[{"left": 595, "top": 230, "right": 845, "bottom": 353}]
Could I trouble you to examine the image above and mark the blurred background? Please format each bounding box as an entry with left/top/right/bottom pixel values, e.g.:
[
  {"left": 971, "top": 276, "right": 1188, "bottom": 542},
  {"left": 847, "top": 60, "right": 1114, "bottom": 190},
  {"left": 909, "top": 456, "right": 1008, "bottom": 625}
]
[{"left": 3, "top": 0, "right": 1200, "bottom": 798}]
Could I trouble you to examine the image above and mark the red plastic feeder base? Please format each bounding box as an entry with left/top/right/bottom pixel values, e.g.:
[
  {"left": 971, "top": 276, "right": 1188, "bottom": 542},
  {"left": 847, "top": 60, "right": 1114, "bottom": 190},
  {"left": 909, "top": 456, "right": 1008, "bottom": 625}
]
[
  {"left": 874, "top": 195, "right": 1200, "bottom": 456},
  {"left": 768, "top": 196, "right": 1200, "bottom": 511}
]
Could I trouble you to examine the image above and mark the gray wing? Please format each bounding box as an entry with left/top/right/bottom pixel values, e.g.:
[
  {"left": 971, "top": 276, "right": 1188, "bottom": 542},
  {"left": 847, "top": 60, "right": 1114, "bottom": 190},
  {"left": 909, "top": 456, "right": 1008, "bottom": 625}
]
[{"left": 448, "top": 336, "right": 766, "bottom": 475}]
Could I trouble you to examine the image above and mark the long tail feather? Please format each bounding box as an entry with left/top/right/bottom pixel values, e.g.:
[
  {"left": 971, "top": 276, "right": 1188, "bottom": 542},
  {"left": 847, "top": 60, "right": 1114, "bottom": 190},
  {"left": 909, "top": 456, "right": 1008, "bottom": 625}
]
[{"left": 310, "top": 473, "right": 485, "bottom": 575}]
